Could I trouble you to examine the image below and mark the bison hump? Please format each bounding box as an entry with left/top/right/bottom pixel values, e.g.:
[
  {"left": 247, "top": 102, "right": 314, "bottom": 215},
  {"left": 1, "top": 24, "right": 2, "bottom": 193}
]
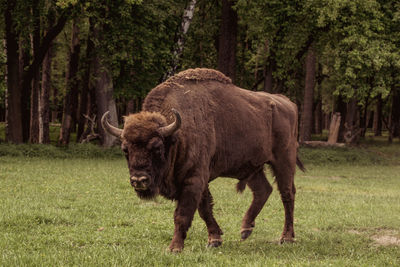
[{"left": 166, "top": 68, "right": 232, "bottom": 85}]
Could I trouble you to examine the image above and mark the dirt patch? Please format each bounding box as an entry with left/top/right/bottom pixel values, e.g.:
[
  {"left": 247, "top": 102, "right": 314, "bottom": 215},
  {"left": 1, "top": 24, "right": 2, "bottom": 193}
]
[
  {"left": 372, "top": 229, "right": 400, "bottom": 246},
  {"left": 348, "top": 229, "right": 361, "bottom": 235},
  {"left": 372, "top": 235, "right": 400, "bottom": 246},
  {"left": 349, "top": 228, "right": 400, "bottom": 246}
]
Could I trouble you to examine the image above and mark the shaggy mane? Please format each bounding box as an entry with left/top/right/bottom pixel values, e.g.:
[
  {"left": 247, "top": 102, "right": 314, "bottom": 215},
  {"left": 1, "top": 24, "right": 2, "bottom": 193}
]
[
  {"left": 122, "top": 112, "right": 166, "bottom": 141},
  {"left": 166, "top": 68, "right": 232, "bottom": 85}
]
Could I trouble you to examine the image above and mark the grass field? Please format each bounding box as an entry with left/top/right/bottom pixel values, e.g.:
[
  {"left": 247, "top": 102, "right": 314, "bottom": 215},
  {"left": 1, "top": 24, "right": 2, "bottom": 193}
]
[{"left": 1, "top": 141, "right": 400, "bottom": 266}]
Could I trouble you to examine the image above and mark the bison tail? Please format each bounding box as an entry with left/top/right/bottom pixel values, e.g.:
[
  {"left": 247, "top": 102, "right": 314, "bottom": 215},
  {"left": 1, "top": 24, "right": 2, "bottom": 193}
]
[
  {"left": 236, "top": 180, "right": 247, "bottom": 193},
  {"left": 296, "top": 156, "right": 306, "bottom": 172}
]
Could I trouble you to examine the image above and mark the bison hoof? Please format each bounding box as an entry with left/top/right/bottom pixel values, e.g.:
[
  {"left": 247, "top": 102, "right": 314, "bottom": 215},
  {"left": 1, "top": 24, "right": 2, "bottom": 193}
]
[
  {"left": 169, "top": 246, "right": 183, "bottom": 253},
  {"left": 279, "top": 237, "right": 295, "bottom": 244},
  {"left": 168, "top": 243, "right": 183, "bottom": 253},
  {"left": 240, "top": 228, "right": 253, "bottom": 241},
  {"left": 207, "top": 238, "right": 222, "bottom": 248}
]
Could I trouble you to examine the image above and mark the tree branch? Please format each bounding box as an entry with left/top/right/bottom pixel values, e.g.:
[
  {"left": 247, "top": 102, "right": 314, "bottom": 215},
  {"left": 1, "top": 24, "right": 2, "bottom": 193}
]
[{"left": 22, "top": 9, "right": 70, "bottom": 89}]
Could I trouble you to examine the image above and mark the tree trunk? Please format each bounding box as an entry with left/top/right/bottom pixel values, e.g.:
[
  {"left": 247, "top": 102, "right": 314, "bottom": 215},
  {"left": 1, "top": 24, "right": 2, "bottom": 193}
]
[
  {"left": 299, "top": 45, "right": 316, "bottom": 142},
  {"left": 335, "top": 95, "right": 347, "bottom": 142},
  {"left": 163, "top": 0, "right": 197, "bottom": 80},
  {"left": 324, "top": 112, "right": 330, "bottom": 130},
  {"left": 29, "top": 63, "right": 40, "bottom": 143},
  {"left": 77, "top": 18, "right": 95, "bottom": 141},
  {"left": 19, "top": 44, "right": 31, "bottom": 143},
  {"left": 29, "top": 0, "right": 41, "bottom": 143},
  {"left": 391, "top": 89, "right": 400, "bottom": 138},
  {"left": 345, "top": 98, "right": 358, "bottom": 128},
  {"left": 5, "top": 0, "right": 23, "bottom": 143},
  {"left": 263, "top": 56, "right": 276, "bottom": 93},
  {"left": 1, "top": 39, "right": 6, "bottom": 124},
  {"left": 217, "top": 0, "right": 238, "bottom": 82},
  {"left": 3, "top": 40, "right": 8, "bottom": 139},
  {"left": 40, "top": 41, "right": 53, "bottom": 144},
  {"left": 328, "top": 112, "right": 341, "bottom": 144},
  {"left": 263, "top": 40, "right": 277, "bottom": 93},
  {"left": 6, "top": 4, "right": 68, "bottom": 143},
  {"left": 51, "top": 87, "right": 58, "bottom": 122},
  {"left": 93, "top": 55, "right": 118, "bottom": 147},
  {"left": 59, "top": 20, "right": 81, "bottom": 145},
  {"left": 314, "top": 99, "right": 322, "bottom": 134},
  {"left": 360, "top": 83, "right": 373, "bottom": 137},
  {"left": 92, "top": 23, "right": 118, "bottom": 147},
  {"left": 23, "top": 9, "right": 68, "bottom": 142},
  {"left": 70, "top": 21, "right": 81, "bottom": 133}
]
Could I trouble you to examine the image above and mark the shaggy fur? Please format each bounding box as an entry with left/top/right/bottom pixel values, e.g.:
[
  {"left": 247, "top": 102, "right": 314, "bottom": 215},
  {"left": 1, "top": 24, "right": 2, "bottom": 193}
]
[
  {"left": 166, "top": 68, "right": 232, "bottom": 84},
  {"left": 114, "top": 68, "right": 303, "bottom": 252},
  {"left": 123, "top": 112, "right": 167, "bottom": 141}
]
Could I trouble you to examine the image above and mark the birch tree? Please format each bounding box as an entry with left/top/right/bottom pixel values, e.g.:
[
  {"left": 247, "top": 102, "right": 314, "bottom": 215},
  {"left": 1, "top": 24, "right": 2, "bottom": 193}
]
[{"left": 163, "top": 0, "right": 197, "bottom": 80}]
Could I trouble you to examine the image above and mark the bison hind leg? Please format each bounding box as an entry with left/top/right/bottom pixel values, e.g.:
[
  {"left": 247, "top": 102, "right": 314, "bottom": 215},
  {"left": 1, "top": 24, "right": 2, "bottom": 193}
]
[{"left": 240, "top": 170, "right": 273, "bottom": 241}]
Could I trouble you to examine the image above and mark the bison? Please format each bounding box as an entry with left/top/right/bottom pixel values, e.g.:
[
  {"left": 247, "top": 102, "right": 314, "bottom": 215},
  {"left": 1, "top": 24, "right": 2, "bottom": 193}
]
[{"left": 102, "top": 68, "right": 304, "bottom": 252}]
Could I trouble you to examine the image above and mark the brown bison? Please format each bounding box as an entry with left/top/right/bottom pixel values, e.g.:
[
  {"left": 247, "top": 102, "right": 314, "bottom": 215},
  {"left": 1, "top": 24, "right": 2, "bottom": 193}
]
[{"left": 102, "top": 68, "right": 304, "bottom": 252}]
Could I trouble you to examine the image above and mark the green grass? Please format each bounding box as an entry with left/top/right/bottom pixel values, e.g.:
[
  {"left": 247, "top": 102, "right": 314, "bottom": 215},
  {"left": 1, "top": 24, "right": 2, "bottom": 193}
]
[{"left": 1, "top": 142, "right": 400, "bottom": 266}]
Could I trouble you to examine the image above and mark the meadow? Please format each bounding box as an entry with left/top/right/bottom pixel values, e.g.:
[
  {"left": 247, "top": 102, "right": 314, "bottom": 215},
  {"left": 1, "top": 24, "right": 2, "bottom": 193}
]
[{"left": 0, "top": 136, "right": 399, "bottom": 266}]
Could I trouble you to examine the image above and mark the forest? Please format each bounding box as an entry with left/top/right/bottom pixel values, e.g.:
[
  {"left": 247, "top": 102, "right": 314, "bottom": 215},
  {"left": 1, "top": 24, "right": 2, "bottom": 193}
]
[{"left": 0, "top": 0, "right": 399, "bottom": 146}]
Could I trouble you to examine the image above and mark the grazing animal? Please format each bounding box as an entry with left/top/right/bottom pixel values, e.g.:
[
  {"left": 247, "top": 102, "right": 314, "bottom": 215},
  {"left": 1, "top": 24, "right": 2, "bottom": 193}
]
[{"left": 102, "top": 68, "right": 305, "bottom": 252}]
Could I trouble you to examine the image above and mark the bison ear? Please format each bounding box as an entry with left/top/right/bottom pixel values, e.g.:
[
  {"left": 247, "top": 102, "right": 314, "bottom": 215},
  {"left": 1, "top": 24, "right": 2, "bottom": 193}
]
[{"left": 159, "top": 109, "right": 181, "bottom": 137}]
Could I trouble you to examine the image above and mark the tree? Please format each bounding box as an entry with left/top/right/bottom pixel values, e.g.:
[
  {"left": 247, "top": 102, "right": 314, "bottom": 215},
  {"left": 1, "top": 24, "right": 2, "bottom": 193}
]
[
  {"left": 300, "top": 45, "right": 316, "bottom": 142},
  {"left": 39, "top": 10, "right": 56, "bottom": 144},
  {"left": 217, "top": 0, "right": 237, "bottom": 81},
  {"left": 163, "top": 0, "right": 197, "bottom": 80},
  {"left": 237, "top": 0, "right": 400, "bottom": 143},
  {"left": 4, "top": 0, "right": 72, "bottom": 143},
  {"left": 40, "top": 39, "right": 53, "bottom": 144},
  {"left": 29, "top": 0, "right": 42, "bottom": 143},
  {"left": 76, "top": 18, "right": 95, "bottom": 142},
  {"left": 4, "top": 0, "right": 23, "bottom": 143},
  {"left": 59, "top": 19, "right": 80, "bottom": 145}
]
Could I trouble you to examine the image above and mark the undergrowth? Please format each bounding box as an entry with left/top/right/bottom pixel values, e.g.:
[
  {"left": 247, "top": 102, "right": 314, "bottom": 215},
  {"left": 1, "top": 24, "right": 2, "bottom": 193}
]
[{"left": 0, "top": 143, "right": 123, "bottom": 159}]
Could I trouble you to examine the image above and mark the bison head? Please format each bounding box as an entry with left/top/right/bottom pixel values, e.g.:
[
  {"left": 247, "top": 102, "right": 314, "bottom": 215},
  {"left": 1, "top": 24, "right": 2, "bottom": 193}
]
[{"left": 101, "top": 109, "right": 181, "bottom": 199}]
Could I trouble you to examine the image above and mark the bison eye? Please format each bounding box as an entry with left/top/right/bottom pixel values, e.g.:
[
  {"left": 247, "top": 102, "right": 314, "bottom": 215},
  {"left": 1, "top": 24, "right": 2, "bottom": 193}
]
[{"left": 121, "top": 144, "right": 129, "bottom": 155}]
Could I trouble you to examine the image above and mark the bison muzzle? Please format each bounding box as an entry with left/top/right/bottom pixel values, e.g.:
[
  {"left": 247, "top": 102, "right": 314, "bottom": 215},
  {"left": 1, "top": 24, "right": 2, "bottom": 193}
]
[{"left": 102, "top": 68, "right": 305, "bottom": 252}]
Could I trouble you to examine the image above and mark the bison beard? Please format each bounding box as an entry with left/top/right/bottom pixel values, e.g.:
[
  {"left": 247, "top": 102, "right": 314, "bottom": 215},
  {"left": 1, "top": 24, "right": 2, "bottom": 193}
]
[{"left": 102, "top": 68, "right": 305, "bottom": 252}]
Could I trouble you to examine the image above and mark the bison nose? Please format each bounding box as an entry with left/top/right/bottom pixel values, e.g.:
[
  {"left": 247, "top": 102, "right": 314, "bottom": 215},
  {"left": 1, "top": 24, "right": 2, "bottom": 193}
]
[{"left": 130, "top": 176, "right": 149, "bottom": 190}]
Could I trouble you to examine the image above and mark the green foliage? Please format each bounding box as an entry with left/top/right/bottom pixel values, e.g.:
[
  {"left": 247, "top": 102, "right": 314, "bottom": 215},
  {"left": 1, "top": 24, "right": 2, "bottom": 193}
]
[
  {"left": 56, "top": 0, "right": 79, "bottom": 9},
  {"left": 235, "top": 0, "right": 400, "bottom": 112},
  {"left": 0, "top": 146, "right": 399, "bottom": 265},
  {"left": 236, "top": 0, "right": 316, "bottom": 94},
  {"left": 326, "top": 1, "right": 392, "bottom": 102},
  {"left": 84, "top": 0, "right": 186, "bottom": 99},
  {"left": 181, "top": 0, "right": 220, "bottom": 71}
]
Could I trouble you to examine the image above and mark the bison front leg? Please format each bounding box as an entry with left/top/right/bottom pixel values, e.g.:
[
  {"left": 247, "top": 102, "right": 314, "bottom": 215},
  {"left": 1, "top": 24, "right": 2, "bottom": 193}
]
[
  {"left": 198, "top": 186, "right": 223, "bottom": 248},
  {"left": 169, "top": 183, "right": 202, "bottom": 252}
]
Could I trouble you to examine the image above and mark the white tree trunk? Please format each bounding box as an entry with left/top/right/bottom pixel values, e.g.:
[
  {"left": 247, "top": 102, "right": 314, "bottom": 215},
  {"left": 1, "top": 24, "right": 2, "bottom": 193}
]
[
  {"left": 93, "top": 55, "right": 118, "bottom": 147},
  {"left": 328, "top": 112, "right": 341, "bottom": 144},
  {"left": 163, "top": 0, "right": 197, "bottom": 80}
]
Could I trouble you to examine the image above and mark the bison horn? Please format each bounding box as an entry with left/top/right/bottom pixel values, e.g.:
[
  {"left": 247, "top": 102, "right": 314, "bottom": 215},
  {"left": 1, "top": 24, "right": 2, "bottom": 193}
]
[
  {"left": 159, "top": 109, "right": 181, "bottom": 137},
  {"left": 101, "top": 111, "right": 123, "bottom": 138}
]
